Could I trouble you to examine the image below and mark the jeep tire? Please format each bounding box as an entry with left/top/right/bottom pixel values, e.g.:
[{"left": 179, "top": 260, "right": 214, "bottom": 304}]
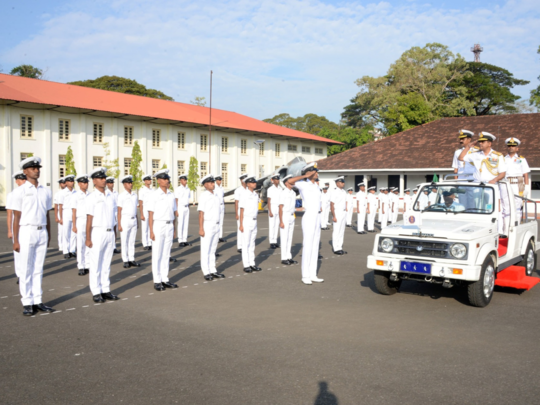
[
  {"left": 519, "top": 239, "right": 536, "bottom": 277},
  {"left": 374, "top": 270, "right": 402, "bottom": 295},
  {"left": 467, "top": 255, "right": 495, "bottom": 308}
]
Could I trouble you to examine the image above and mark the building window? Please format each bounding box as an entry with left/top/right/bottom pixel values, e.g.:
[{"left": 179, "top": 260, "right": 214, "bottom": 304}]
[
  {"left": 259, "top": 165, "right": 265, "bottom": 178},
  {"left": 275, "top": 165, "right": 280, "bottom": 170},
  {"left": 152, "top": 129, "right": 161, "bottom": 147},
  {"left": 178, "top": 132, "right": 185, "bottom": 149},
  {"left": 302, "top": 146, "right": 311, "bottom": 153},
  {"left": 93, "top": 123, "right": 103, "bottom": 143},
  {"left": 177, "top": 160, "right": 185, "bottom": 186},
  {"left": 241, "top": 139, "right": 247, "bottom": 154},
  {"left": 288, "top": 144, "right": 297, "bottom": 152},
  {"left": 124, "top": 126, "right": 133, "bottom": 146},
  {"left": 59, "top": 155, "right": 66, "bottom": 178},
  {"left": 59, "top": 119, "right": 70, "bottom": 141},
  {"left": 275, "top": 143, "right": 280, "bottom": 157},
  {"left": 21, "top": 115, "right": 33, "bottom": 138},
  {"left": 200, "top": 134, "right": 208, "bottom": 151},
  {"left": 221, "top": 137, "right": 228, "bottom": 153},
  {"left": 221, "top": 163, "right": 228, "bottom": 188},
  {"left": 152, "top": 159, "right": 160, "bottom": 187},
  {"left": 200, "top": 162, "right": 207, "bottom": 178},
  {"left": 259, "top": 142, "right": 265, "bottom": 156},
  {"left": 20, "top": 153, "right": 32, "bottom": 161},
  {"left": 241, "top": 164, "right": 247, "bottom": 175},
  {"left": 124, "top": 158, "right": 132, "bottom": 176},
  {"left": 315, "top": 147, "right": 323, "bottom": 154},
  {"left": 93, "top": 156, "right": 103, "bottom": 168}
]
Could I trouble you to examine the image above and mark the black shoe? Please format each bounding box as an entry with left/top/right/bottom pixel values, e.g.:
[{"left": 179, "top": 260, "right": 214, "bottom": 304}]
[
  {"left": 169, "top": 257, "right": 177, "bottom": 263},
  {"left": 148, "top": 246, "right": 152, "bottom": 250},
  {"left": 243, "top": 267, "right": 252, "bottom": 273},
  {"left": 211, "top": 272, "right": 225, "bottom": 279},
  {"left": 270, "top": 244, "right": 277, "bottom": 249},
  {"left": 93, "top": 294, "right": 105, "bottom": 303},
  {"left": 318, "top": 255, "right": 323, "bottom": 259},
  {"left": 78, "top": 269, "right": 86, "bottom": 276},
  {"left": 129, "top": 261, "right": 141, "bottom": 267},
  {"left": 281, "top": 260, "right": 291, "bottom": 265},
  {"left": 70, "top": 252, "right": 77, "bottom": 258},
  {"left": 288, "top": 260, "right": 298, "bottom": 265},
  {"left": 162, "top": 281, "right": 178, "bottom": 289},
  {"left": 204, "top": 274, "right": 214, "bottom": 281},
  {"left": 154, "top": 283, "right": 165, "bottom": 292},
  {"left": 346, "top": 225, "right": 351, "bottom": 227},
  {"left": 215, "top": 253, "right": 221, "bottom": 257},
  {"left": 250, "top": 266, "right": 262, "bottom": 272},
  {"left": 123, "top": 262, "right": 131, "bottom": 268},
  {"left": 218, "top": 238, "right": 225, "bottom": 243},
  {"left": 64, "top": 253, "right": 70, "bottom": 259},
  {"left": 23, "top": 305, "right": 34, "bottom": 316},
  {"left": 102, "top": 292, "right": 119, "bottom": 301},
  {"left": 35, "top": 303, "right": 54, "bottom": 313},
  {"left": 143, "top": 246, "right": 150, "bottom": 251},
  {"left": 17, "top": 278, "right": 19, "bottom": 284},
  {"left": 335, "top": 250, "right": 347, "bottom": 255},
  {"left": 237, "top": 249, "right": 242, "bottom": 253},
  {"left": 275, "top": 244, "right": 280, "bottom": 249},
  {"left": 114, "top": 249, "right": 121, "bottom": 254},
  {"left": 85, "top": 269, "right": 89, "bottom": 274}
]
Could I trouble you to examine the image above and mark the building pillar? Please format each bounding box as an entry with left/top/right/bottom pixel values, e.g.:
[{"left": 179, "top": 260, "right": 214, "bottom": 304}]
[{"left": 399, "top": 173, "right": 404, "bottom": 197}]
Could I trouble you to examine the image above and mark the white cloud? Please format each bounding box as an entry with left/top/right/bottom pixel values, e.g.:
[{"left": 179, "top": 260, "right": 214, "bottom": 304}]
[{"left": 2, "top": 0, "right": 539, "bottom": 121}]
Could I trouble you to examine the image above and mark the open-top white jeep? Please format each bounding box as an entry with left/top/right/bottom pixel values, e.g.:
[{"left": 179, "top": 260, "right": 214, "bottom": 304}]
[{"left": 367, "top": 179, "right": 539, "bottom": 307}]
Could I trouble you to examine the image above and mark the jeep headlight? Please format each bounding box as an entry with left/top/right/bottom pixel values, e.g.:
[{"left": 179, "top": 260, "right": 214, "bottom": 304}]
[
  {"left": 380, "top": 238, "right": 394, "bottom": 253},
  {"left": 450, "top": 243, "right": 467, "bottom": 259}
]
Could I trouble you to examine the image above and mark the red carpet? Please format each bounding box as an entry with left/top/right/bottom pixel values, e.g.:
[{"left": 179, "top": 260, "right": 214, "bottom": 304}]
[{"left": 495, "top": 265, "right": 540, "bottom": 290}]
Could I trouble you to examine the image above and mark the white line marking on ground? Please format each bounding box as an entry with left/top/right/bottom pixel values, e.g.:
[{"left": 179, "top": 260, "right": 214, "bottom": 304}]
[
  {"left": 82, "top": 305, "right": 89, "bottom": 308},
  {"left": 182, "top": 286, "right": 187, "bottom": 288},
  {"left": 40, "top": 313, "right": 50, "bottom": 316},
  {"left": 0, "top": 296, "right": 7, "bottom": 299},
  {"left": 66, "top": 308, "right": 75, "bottom": 311},
  {"left": 135, "top": 295, "right": 140, "bottom": 298},
  {"left": 122, "top": 298, "right": 128, "bottom": 300}
]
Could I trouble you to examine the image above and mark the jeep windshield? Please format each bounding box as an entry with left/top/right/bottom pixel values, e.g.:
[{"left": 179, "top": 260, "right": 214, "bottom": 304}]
[{"left": 413, "top": 185, "right": 495, "bottom": 214}]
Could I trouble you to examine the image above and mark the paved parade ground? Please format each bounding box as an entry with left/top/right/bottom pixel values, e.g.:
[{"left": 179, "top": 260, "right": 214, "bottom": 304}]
[{"left": 1, "top": 206, "right": 539, "bottom": 405}]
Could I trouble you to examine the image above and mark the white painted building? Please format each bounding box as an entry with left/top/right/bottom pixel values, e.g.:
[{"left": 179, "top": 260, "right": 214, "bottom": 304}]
[{"left": 0, "top": 74, "right": 339, "bottom": 206}]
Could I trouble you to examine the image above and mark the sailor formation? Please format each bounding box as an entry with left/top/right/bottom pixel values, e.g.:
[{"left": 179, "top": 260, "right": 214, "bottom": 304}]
[{"left": 5, "top": 130, "right": 531, "bottom": 316}]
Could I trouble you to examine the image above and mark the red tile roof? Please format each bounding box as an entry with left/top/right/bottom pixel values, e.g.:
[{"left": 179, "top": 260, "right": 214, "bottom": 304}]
[
  {"left": 318, "top": 114, "right": 540, "bottom": 170},
  {"left": 0, "top": 74, "right": 341, "bottom": 144}
]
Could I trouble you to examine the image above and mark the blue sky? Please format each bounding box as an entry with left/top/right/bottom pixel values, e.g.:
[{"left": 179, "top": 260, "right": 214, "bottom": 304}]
[{"left": 1, "top": 0, "right": 539, "bottom": 122}]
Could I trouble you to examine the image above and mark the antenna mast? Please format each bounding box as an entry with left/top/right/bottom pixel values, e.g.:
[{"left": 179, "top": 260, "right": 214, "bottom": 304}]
[{"left": 471, "top": 44, "right": 483, "bottom": 62}]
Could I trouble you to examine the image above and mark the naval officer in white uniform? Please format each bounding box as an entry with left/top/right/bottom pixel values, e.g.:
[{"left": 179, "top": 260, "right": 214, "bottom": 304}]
[
  {"left": 214, "top": 175, "right": 226, "bottom": 243},
  {"left": 72, "top": 174, "right": 90, "bottom": 276},
  {"left": 234, "top": 174, "right": 248, "bottom": 252},
  {"left": 345, "top": 187, "right": 354, "bottom": 227},
  {"left": 504, "top": 137, "right": 531, "bottom": 220},
  {"left": 11, "top": 157, "right": 55, "bottom": 316},
  {"left": 287, "top": 162, "right": 324, "bottom": 285},
  {"left": 85, "top": 168, "right": 120, "bottom": 303},
  {"left": 54, "top": 177, "right": 66, "bottom": 252},
  {"left": 239, "top": 175, "right": 262, "bottom": 273},
  {"left": 118, "top": 175, "right": 140, "bottom": 269},
  {"left": 139, "top": 174, "right": 153, "bottom": 250},
  {"left": 267, "top": 174, "right": 282, "bottom": 249},
  {"left": 330, "top": 177, "right": 347, "bottom": 255},
  {"left": 356, "top": 183, "right": 367, "bottom": 234},
  {"left": 58, "top": 174, "right": 77, "bottom": 259},
  {"left": 321, "top": 184, "right": 331, "bottom": 230},
  {"left": 106, "top": 177, "right": 121, "bottom": 254},
  {"left": 6, "top": 171, "right": 27, "bottom": 284},
  {"left": 175, "top": 173, "right": 191, "bottom": 247},
  {"left": 278, "top": 174, "right": 298, "bottom": 266},
  {"left": 148, "top": 169, "right": 178, "bottom": 291},
  {"left": 198, "top": 174, "right": 226, "bottom": 281},
  {"left": 366, "top": 186, "right": 377, "bottom": 232}
]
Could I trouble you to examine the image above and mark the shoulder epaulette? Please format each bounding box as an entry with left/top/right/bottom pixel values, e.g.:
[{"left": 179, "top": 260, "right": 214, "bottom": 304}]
[
  {"left": 520, "top": 155, "right": 525, "bottom": 159},
  {"left": 492, "top": 151, "right": 503, "bottom": 156}
]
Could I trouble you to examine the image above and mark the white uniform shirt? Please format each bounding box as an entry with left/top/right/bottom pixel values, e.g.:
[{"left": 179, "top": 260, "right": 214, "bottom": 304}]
[
  {"left": 86, "top": 189, "right": 116, "bottom": 228},
  {"left": 6, "top": 191, "right": 16, "bottom": 222},
  {"left": 215, "top": 184, "right": 225, "bottom": 206},
  {"left": 452, "top": 147, "right": 478, "bottom": 177},
  {"left": 505, "top": 155, "right": 530, "bottom": 177},
  {"left": 279, "top": 188, "right": 296, "bottom": 217},
  {"left": 118, "top": 191, "right": 139, "bottom": 218},
  {"left": 378, "top": 193, "right": 388, "bottom": 211},
  {"left": 356, "top": 191, "right": 367, "bottom": 208},
  {"left": 10, "top": 182, "right": 52, "bottom": 226},
  {"left": 198, "top": 190, "right": 220, "bottom": 223},
  {"left": 267, "top": 185, "right": 281, "bottom": 208},
  {"left": 346, "top": 193, "right": 354, "bottom": 211},
  {"left": 463, "top": 149, "right": 507, "bottom": 183},
  {"left": 295, "top": 180, "right": 322, "bottom": 213},
  {"left": 54, "top": 190, "right": 63, "bottom": 219},
  {"left": 403, "top": 194, "right": 413, "bottom": 211},
  {"left": 428, "top": 192, "right": 438, "bottom": 206},
  {"left": 174, "top": 185, "right": 191, "bottom": 208},
  {"left": 366, "top": 193, "right": 377, "bottom": 212},
  {"left": 321, "top": 191, "right": 331, "bottom": 209},
  {"left": 58, "top": 188, "right": 77, "bottom": 213},
  {"left": 418, "top": 193, "right": 429, "bottom": 210},
  {"left": 330, "top": 188, "right": 347, "bottom": 213},
  {"left": 147, "top": 188, "right": 177, "bottom": 221},
  {"left": 73, "top": 190, "right": 90, "bottom": 219},
  {"left": 239, "top": 189, "right": 259, "bottom": 220},
  {"left": 139, "top": 186, "right": 153, "bottom": 211}
]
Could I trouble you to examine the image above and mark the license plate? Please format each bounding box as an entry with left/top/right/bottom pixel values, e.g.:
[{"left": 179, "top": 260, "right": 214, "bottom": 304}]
[{"left": 400, "top": 261, "right": 431, "bottom": 274}]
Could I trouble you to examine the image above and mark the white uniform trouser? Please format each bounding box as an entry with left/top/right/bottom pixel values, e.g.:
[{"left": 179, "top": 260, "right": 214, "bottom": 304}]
[
  {"left": 141, "top": 208, "right": 152, "bottom": 248},
  {"left": 499, "top": 183, "right": 510, "bottom": 235},
  {"left": 380, "top": 207, "right": 388, "bottom": 230},
  {"left": 301, "top": 210, "right": 321, "bottom": 281},
  {"left": 120, "top": 216, "right": 137, "bottom": 262},
  {"left": 12, "top": 235, "right": 21, "bottom": 278},
  {"left": 237, "top": 218, "right": 243, "bottom": 250},
  {"left": 62, "top": 210, "right": 76, "bottom": 254},
  {"left": 509, "top": 183, "right": 523, "bottom": 221},
  {"left": 18, "top": 226, "right": 48, "bottom": 305},
  {"left": 321, "top": 205, "right": 330, "bottom": 228},
  {"left": 89, "top": 227, "right": 114, "bottom": 295},
  {"left": 332, "top": 211, "right": 347, "bottom": 252},
  {"left": 367, "top": 209, "right": 376, "bottom": 231},
  {"left": 242, "top": 217, "right": 258, "bottom": 267},
  {"left": 346, "top": 206, "right": 354, "bottom": 226},
  {"left": 152, "top": 221, "right": 174, "bottom": 283},
  {"left": 177, "top": 206, "right": 189, "bottom": 243},
  {"left": 219, "top": 203, "right": 225, "bottom": 239},
  {"left": 357, "top": 206, "right": 366, "bottom": 232},
  {"left": 280, "top": 214, "right": 295, "bottom": 261},
  {"left": 57, "top": 216, "right": 63, "bottom": 251},
  {"left": 76, "top": 217, "right": 90, "bottom": 270},
  {"left": 268, "top": 204, "right": 280, "bottom": 244},
  {"left": 201, "top": 221, "right": 219, "bottom": 275},
  {"left": 392, "top": 204, "right": 399, "bottom": 223}
]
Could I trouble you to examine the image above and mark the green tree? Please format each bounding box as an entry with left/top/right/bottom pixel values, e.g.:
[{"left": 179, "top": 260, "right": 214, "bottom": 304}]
[
  {"left": 344, "top": 43, "right": 474, "bottom": 135},
  {"left": 187, "top": 156, "right": 199, "bottom": 193},
  {"left": 319, "top": 126, "right": 374, "bottom": 156},
  {"left": 129, "top": 141, "right": 143, "bottom": 191},
  {"left": 530, "top": 46, "right": 540, "bottom": 109},
  {"left": 65, "top": 146, "right": 77, "bottom": 176},
  {"left": 10, "top": 64, "right": 43, "bottom": 79},
  {"left": 457, "top": 62, "right": 529, "bottom": 115},
  {"left": 263, "top": 113, "right": 339, "bottom": 135},
  {"left": 190, "top": 96, "right": 207, "bottom": 106},
  {"left": 68, "top": 75, "right": 173, "bottom": 100},
  {"left": 102, "top": 142, "right": 120, "bottom": 178}
]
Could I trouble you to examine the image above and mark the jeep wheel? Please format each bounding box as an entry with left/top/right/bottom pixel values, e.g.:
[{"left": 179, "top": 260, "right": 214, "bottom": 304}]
[
  {"left": 467, "top": 256, "right": 495, "bottom": 308},
  {"left": 519, "top": 240, "right": 536, "bottom": 276},
  {"left": 373, "top": 270, "right": 402, "bottom": 295}
]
